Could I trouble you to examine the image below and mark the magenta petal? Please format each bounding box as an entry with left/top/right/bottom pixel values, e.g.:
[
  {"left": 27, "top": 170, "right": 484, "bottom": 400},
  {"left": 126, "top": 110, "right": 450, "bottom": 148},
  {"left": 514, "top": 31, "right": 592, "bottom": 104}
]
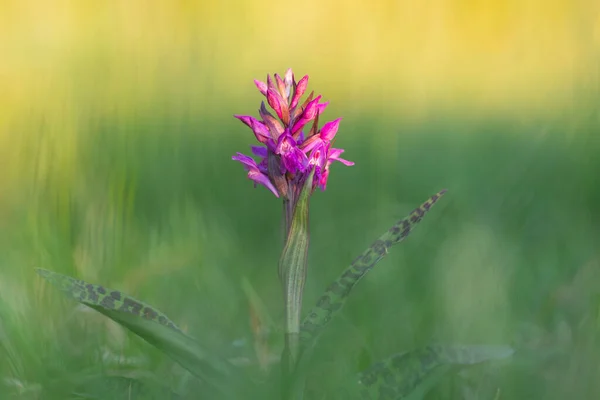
[
  {"left": 320, "top": 118, "right": 342, "bottom": 141},
  {"left": 291, "top": 147, "right": 309, "bottom": 172},
  {"left": 249, "top": 121, "right": 270, "bottom": 143},
  {"left": 307, "top": 142, "right": 327, "bottom": 187},
  {"left": 259, "top": 102, "right": 284, "bottom": 140},
  {"left": 332, "top": 157, "right": 354, "bottom": 166},
  {"left": 284, "top": 68, "right": 294, "bottom": 98},
  {"left": 299, "top": 134, "right": 323, "bottom": 154},
  {"left": 251, "top": 145, "right": 268, "bottom": 157},
  {"left": 275, "top": 133, "right": 308, "bottom": 174},
  {"left": 247, "top": 169, "right": 279, "bottom": 197},
  {"left": 296, "top": 131, "right": 305, "bottom": 145},
  {"left": 291, "top": 119, "right": 309, "bottom": 135},
  {"left": 316, "top": 101, "right": 328, "bottom": 115},
  {"left": 257, "top": 157, "right": 268, "bottom": 173},
  {"left": 318, "top": 168, "right": 330, "bottom": 191},
  {"left": 234, "top": 114, "right": 255, "bottom": 128},
  {"left": 291, "top": 95, "right": 322, "bottom": 134},
  {"left": 254, "top": 80, "right": 268, "bottom": 96},
  {"left": 267, "top": 89, "right": 284, "bottom": 120},
  {"left": 308, "top": 142, "right": 327, "bottom": 169},
  {"left": 328, "top": 148, "right": 354, "bottom": 166},
  {"left": 274, "top": 74, "right": 287, "bottom": 98},
  {"left": 232, "top": 152, "right": 258, "bottom": 169},
  {"left": 290, "top": 75, "right": 309, "bottom": 110},
  {"left": 235, "top": 115, "right": 270, "bottom": 143},
  {"left": 303, "top": 96, "right": 321, "bottom": 120},
  {"left": 266, "top": 75, "right": 277, "bottom": 93},
  {"left": 328, "top": 148, "right": 343, "bottom": 158},
  {"left": 233, "top": 152, "right": 279, "bottom": 197}
]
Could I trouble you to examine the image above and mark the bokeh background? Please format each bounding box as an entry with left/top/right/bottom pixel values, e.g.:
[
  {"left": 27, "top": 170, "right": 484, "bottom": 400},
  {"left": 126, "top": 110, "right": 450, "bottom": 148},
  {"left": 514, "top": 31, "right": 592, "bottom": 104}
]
[{"left": 1, "top": 1, "right": 600, "bottom": 398}]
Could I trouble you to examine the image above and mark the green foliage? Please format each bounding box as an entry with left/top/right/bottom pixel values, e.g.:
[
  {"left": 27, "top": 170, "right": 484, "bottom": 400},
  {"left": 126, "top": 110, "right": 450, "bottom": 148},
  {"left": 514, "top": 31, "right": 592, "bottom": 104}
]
[
  {"left": 35, "top": 269, "right": 237, "bottom": 398},
  {"left": 300, "top": 190, "right": 447, "bottom": 352},
  {"left": 356, "top": 345, "right": 513, "bottom": 399}
]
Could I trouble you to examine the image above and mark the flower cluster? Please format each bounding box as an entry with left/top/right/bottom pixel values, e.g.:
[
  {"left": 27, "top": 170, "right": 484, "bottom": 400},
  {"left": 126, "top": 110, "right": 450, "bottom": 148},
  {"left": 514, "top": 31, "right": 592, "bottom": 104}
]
[{"left": 233, "top": 69, "right": 353, "bottom": 198}]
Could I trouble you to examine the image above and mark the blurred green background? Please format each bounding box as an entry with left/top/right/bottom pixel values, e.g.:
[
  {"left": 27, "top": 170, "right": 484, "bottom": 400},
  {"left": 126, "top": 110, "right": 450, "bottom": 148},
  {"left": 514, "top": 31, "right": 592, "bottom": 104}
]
[{"left": 1, "top": 1, "right": 600, "bottom": 398}]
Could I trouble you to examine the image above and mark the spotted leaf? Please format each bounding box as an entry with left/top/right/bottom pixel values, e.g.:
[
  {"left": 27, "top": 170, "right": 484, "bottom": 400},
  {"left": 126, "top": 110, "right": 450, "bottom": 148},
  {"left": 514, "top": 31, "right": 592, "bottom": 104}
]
[
  {"left": 36, "top": 268, "right": 181, "bottom": 332},
  {"left": 299, "top": 190, "right": 447, "bottom": 349},
  {"left": 35, "top": 268, "right": 238, "bottom": 397},
  {"left": 356, "top": 344, "right": 514, "bottom": 400}
]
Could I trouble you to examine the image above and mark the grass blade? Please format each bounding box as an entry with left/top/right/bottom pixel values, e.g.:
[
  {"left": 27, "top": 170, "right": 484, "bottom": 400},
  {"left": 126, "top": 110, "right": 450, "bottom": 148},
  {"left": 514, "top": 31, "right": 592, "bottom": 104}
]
[
  {"left": 299, "top": 190, "right": 447, "bottom": 349},
  {"left": 35, "top": 268, "right": 237, "bottom": 397}
]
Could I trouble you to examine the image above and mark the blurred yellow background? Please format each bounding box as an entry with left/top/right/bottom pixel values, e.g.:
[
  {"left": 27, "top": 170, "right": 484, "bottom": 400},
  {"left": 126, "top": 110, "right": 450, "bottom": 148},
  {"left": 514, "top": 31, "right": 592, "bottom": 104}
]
[
  {"left": 0, "top": 0, "right": 598, "bottom": 199},
  {"left": 2, "top": 0, "right": 598, "bottom": 116}
]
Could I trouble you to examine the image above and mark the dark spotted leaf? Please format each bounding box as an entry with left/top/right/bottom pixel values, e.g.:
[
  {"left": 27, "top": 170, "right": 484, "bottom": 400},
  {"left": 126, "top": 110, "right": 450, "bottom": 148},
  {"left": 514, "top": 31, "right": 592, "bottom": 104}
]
[
  {"left": 356, "top": 345, "right": 514, "bottom": 400},
  {"left": 35, "top": 268, "right": 237, "bottom": 397},
  {"left": 36, "top": 268, "right": 181, "bottom": 331},
  {"left": 299, "top": 190, "right": 447, "bottom": 349}
]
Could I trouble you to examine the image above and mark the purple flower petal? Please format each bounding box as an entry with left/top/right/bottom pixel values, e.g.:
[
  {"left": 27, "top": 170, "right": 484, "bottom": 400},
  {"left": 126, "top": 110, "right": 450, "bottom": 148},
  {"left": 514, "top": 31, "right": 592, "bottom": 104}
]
[
  {"left": 247, "top": 169, "right": 279, "bottom": 197},
  {"left": 275, "top": 132, "right": 308, "bottom": 174},
  {"left": 267, "top": 88, "right": 286, "bottom": 121},
  {"left": 316, "top": 101, "right": 328, "bottom": 115},
  {"left": 232, "top": 152, "right": 279, "bottom": 197},
  {"left": 320, "top": 118, "right": 342, "bottom": 141},
  {"left": 254, "top": 80, "right": 268, "bottom": 96},
  {"left": 308, "top": 142, "right": 327, "bottom": 169},
  {"left": 328, "top": 148, "right": 355, "bottom": 166},
  {"left": 259, "top": 102, "right": 284, "bottom": 140},
  {"left": 291, "top": 95, "right": 322, "bottom": 134},
  {"left": 251, "top": 145, "right": 268, "bottom": 158},
  {"left": 307, "top": 142, "right": 327, "bottom": 188},
  {"left": 299, "top": 134, "right": 323, "bottom": 154},
  {"left": 284, "top": 68, "right": 294, "bottom": 98},
  {"left": 266, "top": 75, "right": 277, "bottom": 94},
  {"left": 257, "top": 156, "right": 268, "bottom": 174},
  {"left": 302, "top": 96, "right": 321, "bottom": 120},
  {"left": 232, "top": 152, "right": 258, "bottom": 169},
  {"left": 296, "top": 131, "right": 305, "bottom": 145},
  {"left": 274, "top": 74, "right": 287, "bottom": 99},
  {"left": 234, "top": 114, "right": 256, "bottom": 129},
  {"left": 290, "top": 75, "right": 309, "bottom": 110},
  {"left": 318, "top": 168, "right": 330, "bottom": 191},
  {"left": 234, "top": 115, "right": 270, "bottom": 144}
]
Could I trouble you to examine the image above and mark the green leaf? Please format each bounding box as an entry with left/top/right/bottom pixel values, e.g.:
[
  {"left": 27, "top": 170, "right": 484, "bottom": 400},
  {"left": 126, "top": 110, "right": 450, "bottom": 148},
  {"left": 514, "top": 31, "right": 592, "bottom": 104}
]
[
  {"left": 356, "top": 344, "right": 514, "bottom": 400},
  {"left": 35, "top": 269, "right": 237, "bottom": 398},
  {"left": 299, "top": 190, "right": 447, "bottom": 349}
]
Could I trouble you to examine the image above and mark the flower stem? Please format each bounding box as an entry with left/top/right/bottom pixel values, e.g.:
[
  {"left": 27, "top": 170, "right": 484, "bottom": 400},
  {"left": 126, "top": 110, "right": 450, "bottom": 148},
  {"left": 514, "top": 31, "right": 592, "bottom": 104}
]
[
  {"left": 279, "top": 196, "right": 295, "bottom": 282},
  {"left": 279, "top": 170, "right": 314, "bottom": 390}
]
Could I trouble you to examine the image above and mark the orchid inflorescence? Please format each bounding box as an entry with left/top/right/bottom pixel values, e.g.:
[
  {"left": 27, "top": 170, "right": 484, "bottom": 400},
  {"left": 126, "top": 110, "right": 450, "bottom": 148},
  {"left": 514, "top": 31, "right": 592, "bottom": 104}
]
[{"left": 232, "top": 68, "right": 354, "bottom": 199}]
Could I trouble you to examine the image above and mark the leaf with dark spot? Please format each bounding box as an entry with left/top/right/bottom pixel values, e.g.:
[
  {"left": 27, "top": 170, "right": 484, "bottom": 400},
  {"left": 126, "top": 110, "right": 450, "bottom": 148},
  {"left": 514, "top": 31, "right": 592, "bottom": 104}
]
[
  {"left": 35, "top": 268, "right": 181, "bottom": 332},
  {"left": 299, "top": 190, "right": 447, "bottom": 350},
  {"left": 35, "top": 268, "right": 240, "bottom": 398},
  {"left": 356, "top": 345, "right": 514, "bottom": 400}
]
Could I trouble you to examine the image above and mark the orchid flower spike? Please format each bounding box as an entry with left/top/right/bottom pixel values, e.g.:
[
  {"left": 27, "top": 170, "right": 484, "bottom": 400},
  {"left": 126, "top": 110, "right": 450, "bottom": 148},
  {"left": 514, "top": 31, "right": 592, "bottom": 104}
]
[{"left": 232, "top": 68, "right": 354, "bottom": 199}]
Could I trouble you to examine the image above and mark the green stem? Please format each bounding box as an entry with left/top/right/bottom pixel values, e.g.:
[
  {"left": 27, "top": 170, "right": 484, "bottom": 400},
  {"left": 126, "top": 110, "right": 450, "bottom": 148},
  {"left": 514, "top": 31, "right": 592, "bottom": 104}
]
[
  {"left": 279, "top": 170, "right": 314, "bottom": 395},
  {"left": 279, "top": 196, "right": 295, "bottom": 283}
]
